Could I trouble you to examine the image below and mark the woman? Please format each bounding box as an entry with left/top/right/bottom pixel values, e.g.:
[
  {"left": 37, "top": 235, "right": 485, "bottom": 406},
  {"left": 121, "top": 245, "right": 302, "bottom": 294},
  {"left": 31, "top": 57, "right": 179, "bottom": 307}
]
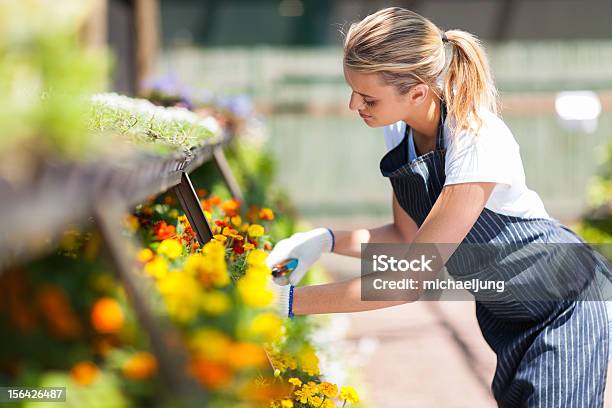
[{"left": 266, "top": 7, "right": 611, "bottom": 407}]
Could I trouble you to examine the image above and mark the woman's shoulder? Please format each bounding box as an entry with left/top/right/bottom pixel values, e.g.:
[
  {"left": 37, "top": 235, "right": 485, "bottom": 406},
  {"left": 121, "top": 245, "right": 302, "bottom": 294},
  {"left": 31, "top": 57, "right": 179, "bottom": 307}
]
[{"left": 444, "top": 110, "right": 519, "bottom": 151}]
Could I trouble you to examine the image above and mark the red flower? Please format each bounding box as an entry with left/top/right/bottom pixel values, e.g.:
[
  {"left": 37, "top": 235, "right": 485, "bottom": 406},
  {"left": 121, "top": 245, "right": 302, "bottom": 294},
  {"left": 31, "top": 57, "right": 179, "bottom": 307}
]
[
  {"left": 214, "top": 220, "right": 228, "bottom": 227},
  {"left": 232, "top": 240, "right": 245, "bottom": 254}
]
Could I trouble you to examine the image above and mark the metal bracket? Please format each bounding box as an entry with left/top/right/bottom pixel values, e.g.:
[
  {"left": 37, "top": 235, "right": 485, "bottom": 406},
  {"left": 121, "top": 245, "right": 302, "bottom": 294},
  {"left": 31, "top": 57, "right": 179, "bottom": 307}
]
[{"left": 172, "top": 172, "right": 214, "bottom": 245}]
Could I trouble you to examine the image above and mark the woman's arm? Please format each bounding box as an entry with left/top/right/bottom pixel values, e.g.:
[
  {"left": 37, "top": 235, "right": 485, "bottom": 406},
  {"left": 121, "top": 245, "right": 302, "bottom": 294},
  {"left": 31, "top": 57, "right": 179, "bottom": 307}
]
[
  {"left": 292, "top": 182, "right": 496, "bottom": 315},
  {"left": 332, "top": 194, "right": 419, "bottom": 258}
]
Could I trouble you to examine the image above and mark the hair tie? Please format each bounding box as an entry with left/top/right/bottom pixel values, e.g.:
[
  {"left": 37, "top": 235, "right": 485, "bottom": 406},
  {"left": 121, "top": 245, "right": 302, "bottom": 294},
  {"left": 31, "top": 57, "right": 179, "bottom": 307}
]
[{"left": 441, "top": 32, "right": 449, "bottom": 43}]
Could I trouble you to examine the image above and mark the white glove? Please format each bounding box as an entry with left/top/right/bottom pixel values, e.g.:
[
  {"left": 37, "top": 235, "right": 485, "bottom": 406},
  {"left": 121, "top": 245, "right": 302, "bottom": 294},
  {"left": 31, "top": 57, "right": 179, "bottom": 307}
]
[
  {"left": 266, "top": 278, "right": 294, "bottom": 318},
  {"left": 266, "top": 228, "right": 334, "bottom": 286}
]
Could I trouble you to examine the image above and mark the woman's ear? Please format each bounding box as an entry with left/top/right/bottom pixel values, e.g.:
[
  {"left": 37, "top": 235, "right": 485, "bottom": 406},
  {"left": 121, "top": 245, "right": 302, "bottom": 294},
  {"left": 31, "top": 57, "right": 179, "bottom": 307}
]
[{"left": 408, "top": 84, "right": 429, "bottom": 106}]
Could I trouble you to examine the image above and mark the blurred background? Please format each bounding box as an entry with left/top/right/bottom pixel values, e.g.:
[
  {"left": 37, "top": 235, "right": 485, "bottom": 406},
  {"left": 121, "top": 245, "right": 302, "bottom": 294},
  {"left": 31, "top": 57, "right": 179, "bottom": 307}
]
[{"left": 145, "top": 0, "right": 612, "bottom": 222}]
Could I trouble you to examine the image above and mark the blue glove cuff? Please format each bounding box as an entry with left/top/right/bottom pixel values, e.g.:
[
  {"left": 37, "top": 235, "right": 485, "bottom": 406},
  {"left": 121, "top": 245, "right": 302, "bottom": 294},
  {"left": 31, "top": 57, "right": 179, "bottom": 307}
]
[
  {"left": 325, "top": 228, "right": 335, "bottom": 253},
  {"left": 288, "top": 285, "right": 295, "bottom": 318}
]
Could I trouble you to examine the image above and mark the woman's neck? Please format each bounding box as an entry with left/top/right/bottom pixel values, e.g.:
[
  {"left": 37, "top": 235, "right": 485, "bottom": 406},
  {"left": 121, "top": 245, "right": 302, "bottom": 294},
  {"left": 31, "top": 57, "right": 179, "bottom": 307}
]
[{"left": 408, "top": 97, "right": 440, "bottom": 140}]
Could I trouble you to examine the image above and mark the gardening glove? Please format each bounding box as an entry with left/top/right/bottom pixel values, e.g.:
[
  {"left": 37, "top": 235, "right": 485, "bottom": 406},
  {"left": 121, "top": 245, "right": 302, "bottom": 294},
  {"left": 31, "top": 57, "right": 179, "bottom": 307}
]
[
  {"left": 266, "top": 228, "right": 335, "bottom": 286},
  {"left": 266, "top": 278, "right": 295, "bottom": 318}
]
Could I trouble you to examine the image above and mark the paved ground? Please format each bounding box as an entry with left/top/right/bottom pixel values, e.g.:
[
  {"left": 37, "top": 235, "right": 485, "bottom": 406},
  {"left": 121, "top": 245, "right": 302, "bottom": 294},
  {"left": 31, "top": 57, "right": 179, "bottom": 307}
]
[{"left": 311, "top": 216, "right": 612, "bottom": 407}]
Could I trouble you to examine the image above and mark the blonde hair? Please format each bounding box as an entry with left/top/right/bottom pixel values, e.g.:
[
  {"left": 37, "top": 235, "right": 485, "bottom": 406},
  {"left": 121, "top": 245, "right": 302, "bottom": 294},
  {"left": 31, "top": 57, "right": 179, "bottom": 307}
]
[{"left": 343, "top": 7, "right": 498, "bottom": 132}]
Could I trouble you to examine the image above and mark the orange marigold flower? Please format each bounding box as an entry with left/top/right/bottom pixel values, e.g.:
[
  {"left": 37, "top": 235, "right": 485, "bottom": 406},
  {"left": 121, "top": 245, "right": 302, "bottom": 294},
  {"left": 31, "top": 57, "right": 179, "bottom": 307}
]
[
  {"left": 222, "top": 227, "right": 238, "bottom": 236},
  {"left": 246, "top": 205, "right": 259, "bottom": 222},
  {"left": 258, "top": 208, "right": 274, "bottom": 221},
  {"left": 163, "top": 195, "right": 176, "bottom": 206},
  {"left": 221, "top": 199, "right": 240, "bottom": 217},
  {"left": 90, "top": 298, "right": 124, "bottom": 334},
  {"left": 71, "top": 361, "right": 99, "bottom": 385},
  {"left": 153, "top": 221, "right": 176, "bottom": 241},
  {"left": 213, "top": 234, "right": 228, "bottom": 243},
  {"left": 243, "top": 243, "right": 255, "bottom": 251},
  {"left": 37, "top": 285, "right": 82, "bottom": 338},
  {"left": 227, "top": 342, "right": 268, "bottom": 368},
  {"left": 122, "top": 352, "right": 158, "bottom": 380},
  {"left": 188, "top": 358, "right": 233, "bottom": 390},
  {"left": 209, "top": 195, "right": 222, "bottom": 206},
  {"left": 196, "top": 188, "right": 208, "bottom": 198}
]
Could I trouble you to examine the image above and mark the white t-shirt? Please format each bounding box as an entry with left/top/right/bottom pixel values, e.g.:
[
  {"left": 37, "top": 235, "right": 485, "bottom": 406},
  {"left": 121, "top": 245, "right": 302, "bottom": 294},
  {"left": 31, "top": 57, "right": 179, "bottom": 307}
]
[{"left": 382, "top": 111, "right": 552, "bottom": 220}]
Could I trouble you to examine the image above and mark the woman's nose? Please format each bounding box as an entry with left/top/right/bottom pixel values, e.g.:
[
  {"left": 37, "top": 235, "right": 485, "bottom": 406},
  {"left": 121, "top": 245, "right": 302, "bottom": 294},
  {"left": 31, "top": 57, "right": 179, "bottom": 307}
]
[{"left": 349, "top": 92, "right": 364, "bottom": 111}]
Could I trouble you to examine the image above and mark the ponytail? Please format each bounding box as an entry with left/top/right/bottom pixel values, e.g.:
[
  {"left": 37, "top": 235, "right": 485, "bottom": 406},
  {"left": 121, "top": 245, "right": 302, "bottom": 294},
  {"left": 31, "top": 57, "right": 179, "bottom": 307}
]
[{"left": 443, "top": 30, "right": 499, "bottom": 132}]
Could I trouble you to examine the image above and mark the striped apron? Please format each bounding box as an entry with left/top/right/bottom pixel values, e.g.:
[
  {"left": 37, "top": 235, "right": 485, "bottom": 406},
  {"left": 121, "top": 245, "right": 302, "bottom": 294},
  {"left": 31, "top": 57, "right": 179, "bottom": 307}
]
[{"left": 379, "top": 104, "right": 612, "bottom": 407}]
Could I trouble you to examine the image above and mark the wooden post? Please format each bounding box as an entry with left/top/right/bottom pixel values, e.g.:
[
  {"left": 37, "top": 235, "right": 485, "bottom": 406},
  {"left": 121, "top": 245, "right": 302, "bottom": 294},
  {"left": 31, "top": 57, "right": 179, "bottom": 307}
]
[
  {"left": 94, "top": 195, "right": 206, "bottom": 406},
  {"left": 213, "top": 147, "right": 244, "bottom": 203},
  {"left": 135, "top": 0, "right": 160, "bottom": 95}
]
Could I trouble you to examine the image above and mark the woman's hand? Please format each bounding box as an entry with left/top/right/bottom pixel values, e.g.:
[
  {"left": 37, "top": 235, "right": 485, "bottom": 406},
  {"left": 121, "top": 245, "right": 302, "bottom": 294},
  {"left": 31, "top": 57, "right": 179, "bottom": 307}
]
[{"left": 265, "top": 228, "right": 334, "bottom": 285}]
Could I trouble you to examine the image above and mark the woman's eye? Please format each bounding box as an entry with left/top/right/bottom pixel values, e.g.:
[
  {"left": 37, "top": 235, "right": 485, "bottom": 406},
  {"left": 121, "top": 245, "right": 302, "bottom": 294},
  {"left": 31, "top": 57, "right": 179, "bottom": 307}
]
[{"left": 365, "top": 100, "right": 376, "bottom": 107}]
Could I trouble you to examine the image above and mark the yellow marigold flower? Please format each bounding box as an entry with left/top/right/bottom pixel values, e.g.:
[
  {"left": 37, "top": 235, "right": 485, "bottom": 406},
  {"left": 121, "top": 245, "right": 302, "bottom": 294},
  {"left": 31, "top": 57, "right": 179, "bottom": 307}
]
[
  {"left": 243, "top": 243, "right": 255, "bottom": 251},
  {"left": 280, "top": 400, "right": 293, "bottom": 408},
  {"left": 184, "top": 253, "right": 229, "bottom": 288},
  {"left": 319, "top": 382, "right": 338, "bottom": 399},
  {"left": 248, "top": 313, "right": 282, "bottom": 342},
  {"left": 288, "top": 377, "right": 302, "bottom": 387},
  {"left": 269, "top": 352, "right": 297, "bottom": 372},
  {"left": 298, "top": 346, "right": 320, "bottom": 376},
  {"left": 144, "top": 257, "right": 168, "bottom": 279},
  {"left": 237, "top": 273, "right": 272, "bottom": 307},
  {"left": 247, "top": 265, "right": 271, "bottom": 280},
  {"left": 213, "top": 234, "right": 228, "bottom": 243},
  {"left": 247, "top": 224, "right": 265, "bottom": 238},
  {"left": 168, "top": 209, "right": 179, "bottom": 219},
  {"left": 204, "top": 211, "right": 212, "bottom": 221},
  {"left": 157, "top": 273, "right": 200, "bottom": 323},
  {"left": 189, "top": 328, "right": 232, "bottom": 362},
  {"left": 207, "top": 240, "right": 227, "bottom": 255},
  {"left": 259, "top": 208, "right": 274, "bottom": 221},
  {"left": 232, "top": 235, "right": 244, "bottom": 241},
  {"left": 320, "top": 399, "right": 335, "bottom": 408},
  {"left": 178, "top": 215, "right": 188, "bottom": 224},
  {"left": 231, "top": 215, "right": 242, "bottom": 227},
  {"left": 340, "top": 386, "right": 360, "bottom": 404},
  {"left": 294, "top": 381, "right": 318, "bottom": 404},
  {"left": 240, "top": 224, "right": 249, "bottom": 232},
  {"left": 247, "top": 249, "right": 268, "bottom": 267},
  {"left": 308, "top": 396, "right": 323, "bottom": 406},
  {"left": 157, "top": 239, "right": 183, "bottom": 259},
  {"left": 137, "top": 248, "right": 154, "bottom": 263},
  {"left": 201, "top": 291, "right": 231, "bottom": 315}
]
